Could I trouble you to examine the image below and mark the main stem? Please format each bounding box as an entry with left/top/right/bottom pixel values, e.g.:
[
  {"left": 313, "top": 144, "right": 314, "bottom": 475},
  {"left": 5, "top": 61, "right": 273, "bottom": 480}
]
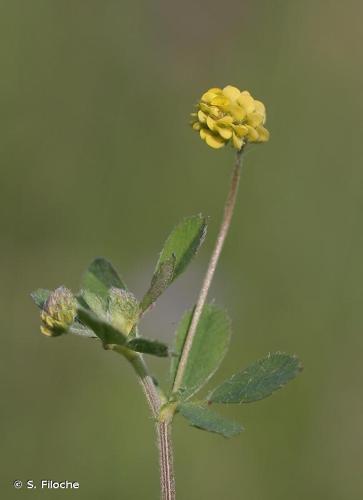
[
  {"left": 130, "top": 354, "right": 176, "bottom": 500},
  {"left": 173, "top": 148, "right": 244, "bottom": 393}
]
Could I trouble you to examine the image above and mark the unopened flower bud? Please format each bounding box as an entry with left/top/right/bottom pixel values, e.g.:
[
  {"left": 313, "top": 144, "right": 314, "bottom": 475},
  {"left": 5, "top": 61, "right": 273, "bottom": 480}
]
[
  {"left": 108, "top": 287, "right": 140, "bottom": 335},
  {"left": 40, "top": 286, "right": 76, "bottom": 337}
]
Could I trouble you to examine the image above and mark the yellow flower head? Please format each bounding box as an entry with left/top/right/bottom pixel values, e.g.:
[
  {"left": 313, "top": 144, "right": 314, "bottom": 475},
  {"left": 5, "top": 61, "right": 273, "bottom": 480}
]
[
  {"left": 40, "top": 286, "right": 76, "bottom": 337},
  {"left": 191, "top": 85, "right": 269, "bottom": 150}
]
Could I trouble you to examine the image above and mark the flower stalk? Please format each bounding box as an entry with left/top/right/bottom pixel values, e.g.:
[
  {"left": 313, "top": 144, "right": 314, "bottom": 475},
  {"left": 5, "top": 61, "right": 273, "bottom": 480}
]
[{"left": 172, "top": 148, "right": 244, "bottom": 394}]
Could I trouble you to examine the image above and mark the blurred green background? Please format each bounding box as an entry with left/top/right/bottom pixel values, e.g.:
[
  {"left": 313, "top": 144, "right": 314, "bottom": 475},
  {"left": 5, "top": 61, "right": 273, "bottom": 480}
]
[{"left": 1, "top": 1, "right": 362, "bottom": 498}]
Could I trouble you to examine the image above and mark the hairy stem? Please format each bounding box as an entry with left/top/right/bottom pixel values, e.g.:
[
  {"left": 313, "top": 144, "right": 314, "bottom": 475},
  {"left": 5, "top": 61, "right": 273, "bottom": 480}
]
[
  {"left": 172, "top": 148, "right": 244, "bottom": 393},
  {"left": 158, "top": 421, "right": 176, "bottom": 500},
  {"left": 131, "top": 354, "right": 161, "bottom": 417},
  {"left": 128, "top": 353, "right": 176, "bottom": 500}
]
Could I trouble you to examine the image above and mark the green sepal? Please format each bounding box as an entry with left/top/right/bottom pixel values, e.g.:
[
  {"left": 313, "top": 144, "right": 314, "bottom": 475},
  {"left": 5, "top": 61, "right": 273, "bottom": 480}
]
[
  {"left": 178, "top": 402, "right": 243, "bottom": 438},
  {"left": 156, "top": 215, "right": 207, "bottom": 283},
  {"left": 170, "top": 304, "right": 231, "bottom": 399},
  {"left": 77, "top": 307, "right": 127, "bottom": 347},
  {"left": 127, "top": 337, "right": 169, "bottom": 357},
  {"left": 208, "top": 352, "right": 303, "bottom": 404}
]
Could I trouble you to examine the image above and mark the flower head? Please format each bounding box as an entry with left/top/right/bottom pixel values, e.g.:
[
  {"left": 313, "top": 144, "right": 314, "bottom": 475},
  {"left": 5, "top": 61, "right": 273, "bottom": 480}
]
[
  {"left": 40, "top": 286, "right": 77, "bottom": 336},
  {"left": 191, "top": 85, "right": 269, "bottom": 150}
]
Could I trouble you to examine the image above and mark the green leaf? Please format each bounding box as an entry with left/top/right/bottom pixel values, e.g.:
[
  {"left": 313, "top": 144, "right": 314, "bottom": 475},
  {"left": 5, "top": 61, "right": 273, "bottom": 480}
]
[
  {"left": 127, "top": 337, "right": 168, "bottom": 357},
  {"left": 156, "top": 215, "right": 207, "bottom": 282},
  {"left": 81, "top": 289, "right": 108, "bottom": 317},
  {"left": 178, "top": 402, "right": 243, "bottom": 438},
  {"left": 81, "top": 258, "right": 126, "bottom": 303},
  {"left": 170, "top": 304, "right": 231, "bottom": 399},
  {"left": 77, "top": 307, "right": 126, "bottom": 347},
  {"left": 208, "top": 352, "right": 303, "bottom": 404},
  {"left": 69, "top": 322, "right": 97, "bottom": 338},
  {"left": 31, "top": 289, "right": 50, "bottom": 309},
  {"left": 140, "top": 256, "right": 176, "bottom": 312}
]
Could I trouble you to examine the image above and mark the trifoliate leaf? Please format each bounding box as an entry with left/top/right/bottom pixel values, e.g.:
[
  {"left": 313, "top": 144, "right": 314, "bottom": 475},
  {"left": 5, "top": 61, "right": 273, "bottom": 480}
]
[
  {"left": 208, "top": 352, "right": 303, "bottom": 404},
  {"left": 170, "top": 304, "right": 231, "bottom": 399},
  {"left": 156, "top": 215, "right": 207, "bottom": 282},
  {"left": 77, "top": 307, "right": 126, "bottom": 347},
  {"left": 127, "top": 337, "right": 168, "bottom": 357},
  {"left": 178, "top": 402, "right": 243, "bottom": 438},
  {"left": 81, "top": 258, "right": 127, "bottom": 304}
]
